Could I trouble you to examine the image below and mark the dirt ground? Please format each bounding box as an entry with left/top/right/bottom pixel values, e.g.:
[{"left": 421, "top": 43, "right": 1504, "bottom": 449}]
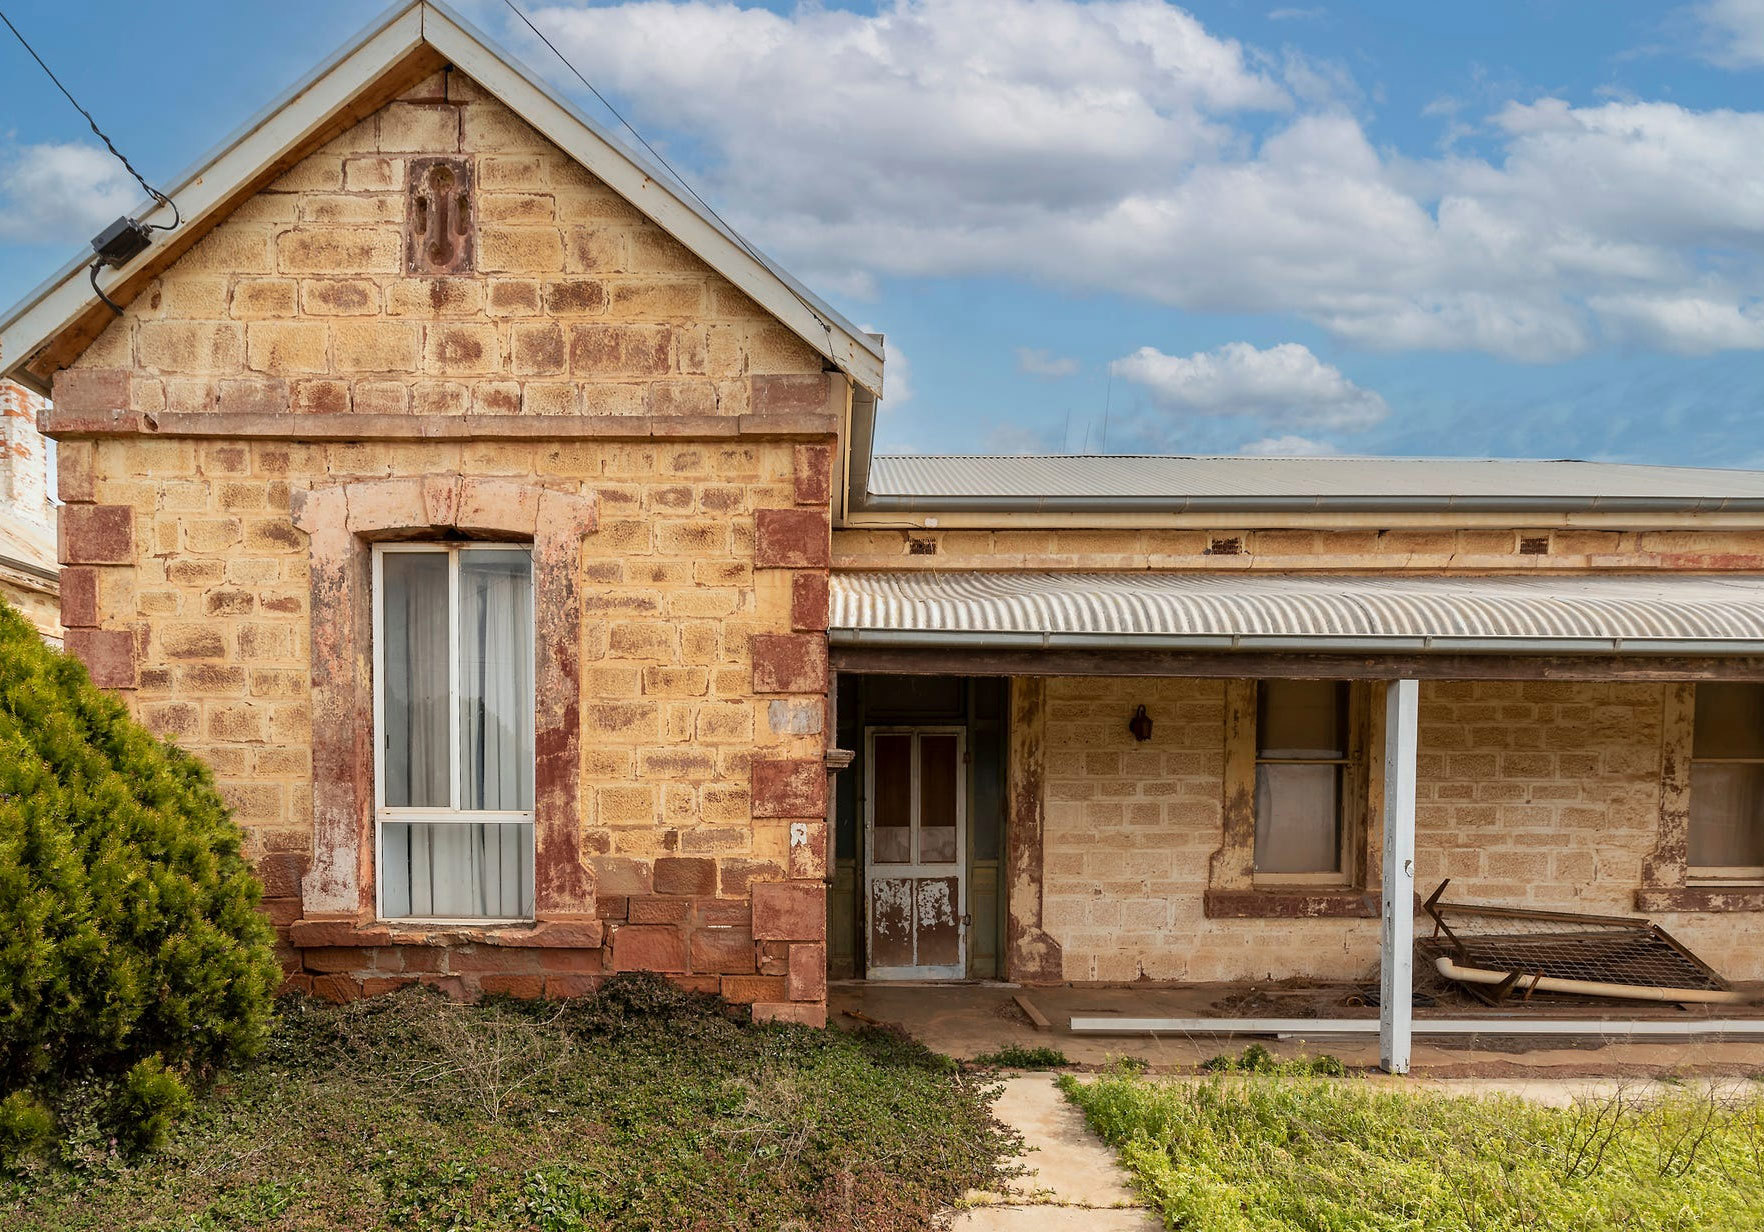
[{"left": 830, "top": 979, "right": 1764, "bottom": 1077}]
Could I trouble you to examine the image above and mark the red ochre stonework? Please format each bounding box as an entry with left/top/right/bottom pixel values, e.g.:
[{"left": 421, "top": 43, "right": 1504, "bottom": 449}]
[{"left": 46, "top": 66, "right": 847, "bottom": 1023}]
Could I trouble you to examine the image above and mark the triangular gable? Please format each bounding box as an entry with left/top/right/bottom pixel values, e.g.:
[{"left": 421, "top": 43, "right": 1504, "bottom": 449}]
[{"left": 0, "top": 0, "right": 883, "bottom": 397}]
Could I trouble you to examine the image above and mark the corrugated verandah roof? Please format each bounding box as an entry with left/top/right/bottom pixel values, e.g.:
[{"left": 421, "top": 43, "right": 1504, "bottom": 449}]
[{"left": 830, "top": 571, "right": 1764, "bottom": 653}]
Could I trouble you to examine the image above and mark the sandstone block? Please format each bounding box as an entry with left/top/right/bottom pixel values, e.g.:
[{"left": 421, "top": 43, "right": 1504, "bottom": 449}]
[
  {"left": 752, "top": 1002, "right": 827, "bottom": 1027},
  {"left": 480, "top": 226, "right": 565, "bottom": 273},
  {"left": 751, "top": 880, "right": 826, "bottom": 943},
  {"left": 138, "top": 320, "right": 243, "bottom": 373},
  {"left": 424, "top": 322, "right": 502, "bottom": 373},
  {"left": 611, "top": 924, "right": 686, "bottom": 973},
  {"left": 65, "top": 629, "right": 135, "bottom": 689},
  {"left": 653, "top": 856, "right": 717, "bottom": 896},
  {"left": 379, "top": 102, "right": 460, "bottom": 152},
  {"left": 751, "top": 634, "right": 828, "bottom": 695},
  {"left": 50, "top": 368, "right": 134, "bottom": 414},
  {"left": 752, "top": 373, "right": 831, "bottom": 415},
  {"left": 276, "top": 229, "right": 401, "bottom": 275},
  {"left": 790, "top": 572, "right": 829, "bottom": 632},
  {"left": 60, "top": 505, "right": 133, "bottom": 564},
  {"left": 569, "top": 324, "right": 670, "bottom": 375},
  {"left": 787, "top": 943, "right": 826, "bottom": 1002},
  {"left": 793, "top": 443, "right": 834, "bottom": 505},
  {"left": 720, "top": 975, "right": 787, "bottom": 1004},
  {"left": 690, "top": 927, "right": 757, "bottom": 975},
  {"left": 754, "top": 509, "right": 830, "bottom": 568},
  {"left": 247, "top": 321, "right": 329, "bottom": 373}
]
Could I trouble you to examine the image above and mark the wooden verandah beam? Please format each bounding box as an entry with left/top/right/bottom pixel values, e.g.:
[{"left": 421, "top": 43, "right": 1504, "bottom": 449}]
[{"left": 830, "top": 646, "right": 1764, "bottom": 682}]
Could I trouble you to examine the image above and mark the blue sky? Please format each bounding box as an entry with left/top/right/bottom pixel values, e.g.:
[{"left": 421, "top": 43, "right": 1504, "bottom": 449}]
[{"left": 4, "top": 1, "right": 1764, "bottom": 463}]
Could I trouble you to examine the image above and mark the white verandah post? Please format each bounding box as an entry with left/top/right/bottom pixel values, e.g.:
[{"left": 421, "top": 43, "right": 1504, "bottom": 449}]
[{"left": 1380, "top": 678, "right": 1420, "bottom": 1074}]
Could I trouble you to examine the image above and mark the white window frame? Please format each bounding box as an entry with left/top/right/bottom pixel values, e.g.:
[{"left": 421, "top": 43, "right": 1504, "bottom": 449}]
[
  {"left": 1251, "top": 679, "right": 1356, "bottom": 888},
  {"left": 1688, "top": 682, "right": 1764, "bottom": 884},
  {"left": 372, "top": 542, "right": 537, "bottom": 924}
]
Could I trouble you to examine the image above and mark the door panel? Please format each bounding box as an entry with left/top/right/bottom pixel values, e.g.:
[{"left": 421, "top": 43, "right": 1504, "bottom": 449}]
[
  {"left": 869, "top": 877, "right": 916, "bottom": 968},
  {"left": 914, "top": 876, "right": 962, "bottom": 967},
  {"left": 864, "top": 727, "right": 967, "bottom": 980}
]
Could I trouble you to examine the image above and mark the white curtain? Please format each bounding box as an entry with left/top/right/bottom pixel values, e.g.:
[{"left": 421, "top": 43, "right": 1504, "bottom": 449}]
[
  {"left": 383, "top": 554, "right": 449, "bottom": 808},
  {"left": 386, "top": 822, "right": 535, "bottom": 919},
  {"left": 1690, "top": 763, "right": 1764, "bottom": 869},
  {"left": 461, "top": 550, "right": 534, "bottom": 812},
  {"left": 1254, "top": 763, "right": 1342, "bottom": 875}
]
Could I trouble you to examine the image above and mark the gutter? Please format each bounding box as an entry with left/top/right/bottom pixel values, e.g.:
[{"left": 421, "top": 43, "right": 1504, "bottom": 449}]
[
  {"left": 827, "top": 628, "right": 1764, "bottom": 657},
  {"left": 850, "top": 492, "right": 1764, "bottom": 516},
  {"left": 0, "top": 551, "right": 58, "bottom": 585}
]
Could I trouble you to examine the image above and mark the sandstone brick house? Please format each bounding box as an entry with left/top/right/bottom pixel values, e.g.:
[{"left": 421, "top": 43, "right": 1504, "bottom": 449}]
[
  {"left": 7, "top": 2, "right": 1764, "bottom": 1057},
  {"left": 0, "top": 381, "right": 59, "bottom": 642}
]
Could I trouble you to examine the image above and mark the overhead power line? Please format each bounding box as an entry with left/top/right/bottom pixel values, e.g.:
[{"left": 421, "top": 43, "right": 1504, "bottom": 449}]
[
  {"left": 0, "top": 7, "right": 179, "bottom": 230},
  {"left": 497, "top": 0, "right": 848, "bottom": 367}
]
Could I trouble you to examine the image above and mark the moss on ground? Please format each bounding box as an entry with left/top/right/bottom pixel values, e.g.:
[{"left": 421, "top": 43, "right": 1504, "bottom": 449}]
[
  {"left": 1063, "top": 1068, "right": 1764, "bottom": 1231},
  {"left": 1, "top": 975, "right": 1016, "bottom": 1231}
]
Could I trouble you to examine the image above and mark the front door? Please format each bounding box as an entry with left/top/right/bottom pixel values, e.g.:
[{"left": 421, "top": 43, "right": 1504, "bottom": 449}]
[{"left": 864, "top": 727, "right": 966, "bottom": 980}]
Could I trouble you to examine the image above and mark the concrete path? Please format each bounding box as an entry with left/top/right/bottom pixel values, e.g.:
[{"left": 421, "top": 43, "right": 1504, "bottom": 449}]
[{"left": 945, "top": 1075, "right": 1160, "bottom": 1231}]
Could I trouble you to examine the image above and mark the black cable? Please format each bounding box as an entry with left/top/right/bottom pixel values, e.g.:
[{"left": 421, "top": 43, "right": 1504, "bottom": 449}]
[
  {"left": 88, "top": 261, "right": 123, "bottom": 315},
  {"left": 498, "top": 0, "right": 840, "bottom": 353},
  {"left": 0, "top": 7, "right": 179, "bottom": 231}
]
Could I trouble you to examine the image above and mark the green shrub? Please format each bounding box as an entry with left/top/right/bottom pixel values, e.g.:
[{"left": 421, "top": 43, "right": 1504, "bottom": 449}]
[
  {"left": 972, "top": 1044, "right": 1071, "bottom": 1069},
  {"left": 1200, "top": 1044, "right": 1344, "bottom": 1076},
  {"left": 0, "top": 600, "right": 280, "bottom": 1158}
]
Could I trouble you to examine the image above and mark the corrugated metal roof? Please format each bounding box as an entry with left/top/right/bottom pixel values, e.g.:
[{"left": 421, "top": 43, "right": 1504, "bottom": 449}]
[
  {"left": 861, "top": 455, "right": 1764, "bottom": 513},
  {"left": 829, "top": 571, "right": 1764, "bottom": 653}
]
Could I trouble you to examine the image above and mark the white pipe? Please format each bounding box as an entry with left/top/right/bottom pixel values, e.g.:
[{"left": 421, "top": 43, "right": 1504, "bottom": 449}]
[
  {"left": 1066, "top": 1016, "right": 1764, "bottom": 1037},
  {"left": 1434, "top": 957, "right": 1752, "bottom": 1006}
]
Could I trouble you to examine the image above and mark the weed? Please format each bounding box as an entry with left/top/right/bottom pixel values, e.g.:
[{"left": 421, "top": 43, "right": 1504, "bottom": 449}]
[
  {"left": 1064, "top": 1067, "right": 1764, "bottom": 1231},
  {"left": 1200, "top": 1044, "right": 1344, "bottom": 1076},
  {"left": 972, "top": 1045, "right": 1071, "bottom": 1070},
  {"left": 1, "top": 975, "right": 1016, "bottom": 1231}
]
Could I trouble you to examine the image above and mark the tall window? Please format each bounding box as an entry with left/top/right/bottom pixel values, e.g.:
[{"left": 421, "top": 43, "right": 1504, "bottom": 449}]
[
  {"left": 1690, "top": 683, "right": 1764, "bottom": 881},
  {"left": 375, "top": 543, "right": 535, "bottom": 921},
  {"left": 1254, "top": 680, "right": 1353, "bottom": 880}
]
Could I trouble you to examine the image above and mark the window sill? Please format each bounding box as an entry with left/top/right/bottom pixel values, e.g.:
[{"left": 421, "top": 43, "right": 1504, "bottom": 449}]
[
  {"left": 1204, "top": 889, "right": 1377, "bottom": 920},
  {"left": 1635, "top": 887, "right": 1764, "bottom": 913},
  {"left": 289, "top": 915, "right": 603, "bottom": 948}
]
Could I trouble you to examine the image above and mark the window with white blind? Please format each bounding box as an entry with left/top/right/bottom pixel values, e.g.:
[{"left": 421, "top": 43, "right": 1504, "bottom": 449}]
[
  {"left": 374, "top": 543, "right": 535, "bottom": 921},
  {"left": 1689, "top": 683, "right": 1764, "bottom": 882},
  {"left": 1253, "top": 679, "right": 1355, "bottom": 882}
]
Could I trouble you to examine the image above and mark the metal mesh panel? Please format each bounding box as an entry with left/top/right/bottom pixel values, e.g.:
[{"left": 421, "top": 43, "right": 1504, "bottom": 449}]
[{"left": 1420, "top": 881, "right": 1729, "bottom": 999}]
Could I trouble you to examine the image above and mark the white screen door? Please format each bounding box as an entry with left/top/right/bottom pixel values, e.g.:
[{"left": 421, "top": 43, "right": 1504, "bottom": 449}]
[{"left": 864, "top": 727, "right": 966, "bottom": 980}]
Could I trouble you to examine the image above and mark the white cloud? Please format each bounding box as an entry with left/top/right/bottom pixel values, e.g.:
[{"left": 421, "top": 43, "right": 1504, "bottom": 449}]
[
  {"left": 1586, "top": 291, "right": 1764, "bottom": 352},
  {"left": 1016, "top": 347, "right": 1080, "bottom": 377},
  {"left": 512, "top": 0, "right": 1764, "bottom": 361},
  {"left": 0, "top": 143, "right": 139, "bottom": 243},
  {"left": 1239, "top": 433, "right": 1339, "bottom": 455},
  {"left": 864, "top": 325, "right": 914, "bottom": 405},
  {"left": 1696, "top": 0, "right": 1764, "bottom": 68},
  {"left": 1110, "top": 341, "right": 1388, "bottom": 431}
]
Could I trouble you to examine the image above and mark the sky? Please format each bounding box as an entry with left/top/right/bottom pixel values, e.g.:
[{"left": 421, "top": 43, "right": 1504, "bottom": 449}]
[{"left": 4, "top": 1, "right": 1764, "bottom": 464}]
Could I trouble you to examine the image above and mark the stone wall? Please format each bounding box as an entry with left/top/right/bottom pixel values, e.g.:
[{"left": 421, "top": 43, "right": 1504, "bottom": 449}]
[
  {"left": 1038, "top": 676, "right": 1764, "bottom": 984},
  {"left": 47, "top": 69, "right": 839, "bottom": 1020},
  {"left": 834, "top": 526, "right": 1764, "bottom": 573}
]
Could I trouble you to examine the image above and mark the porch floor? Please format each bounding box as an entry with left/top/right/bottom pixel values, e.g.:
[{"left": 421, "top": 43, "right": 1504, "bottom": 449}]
[{"left": 829, "top": 980, "right": 1764, "bottom": 1075}]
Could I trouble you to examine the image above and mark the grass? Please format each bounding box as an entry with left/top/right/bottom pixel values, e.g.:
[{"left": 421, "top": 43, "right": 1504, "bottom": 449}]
[
  {"left": 971, "top": 1044, "right": 1071, "bottom": 1070},
  {"left": 1062, "top": 1069, "right": 1764, "bottom": 1231},
  {"left": 1, "top": 974, "right": 1016, "bottom": 1232}
]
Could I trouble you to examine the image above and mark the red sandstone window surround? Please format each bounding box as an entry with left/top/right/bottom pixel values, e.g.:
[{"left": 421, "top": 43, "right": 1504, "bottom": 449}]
[{"left": 288, "top": 476, "right": 597, "bottom": 933}]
